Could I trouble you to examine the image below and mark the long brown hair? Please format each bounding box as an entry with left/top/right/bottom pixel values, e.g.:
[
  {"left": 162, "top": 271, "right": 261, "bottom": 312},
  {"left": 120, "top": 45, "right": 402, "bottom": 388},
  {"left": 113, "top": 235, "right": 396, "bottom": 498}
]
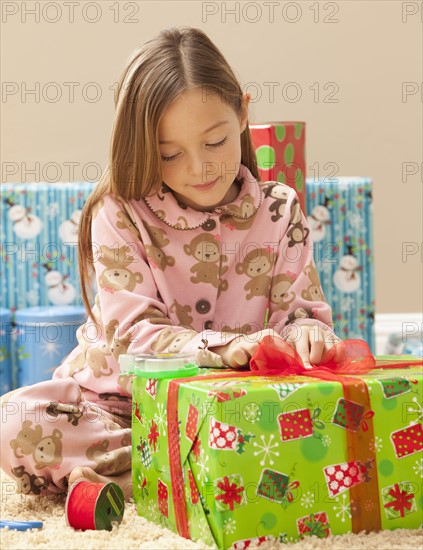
[{"left": 78, "top": 26, "right": 260, "bottom": 321}]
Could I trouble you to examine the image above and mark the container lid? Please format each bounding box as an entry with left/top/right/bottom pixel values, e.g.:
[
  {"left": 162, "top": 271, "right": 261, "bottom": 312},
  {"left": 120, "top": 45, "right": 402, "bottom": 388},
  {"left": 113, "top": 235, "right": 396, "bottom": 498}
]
[
  {"left": 119, "top": 353, "right": 199, "bottom": 379},
  {"left": 15, "top": 306, "right": 87, "bottom": 323},
  {"left": 0, "top": 308, "right": 11, "bottom": 322}
]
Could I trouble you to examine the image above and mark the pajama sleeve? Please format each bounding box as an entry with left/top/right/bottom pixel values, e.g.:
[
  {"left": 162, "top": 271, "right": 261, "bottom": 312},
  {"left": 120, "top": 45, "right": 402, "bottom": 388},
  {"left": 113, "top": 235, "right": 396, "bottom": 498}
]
[
  {"left": 266, "top": 188, "right": 337, "bottom": 341},
  {"left": 90, "top": 194, "right": 239, "bottom": 366}
]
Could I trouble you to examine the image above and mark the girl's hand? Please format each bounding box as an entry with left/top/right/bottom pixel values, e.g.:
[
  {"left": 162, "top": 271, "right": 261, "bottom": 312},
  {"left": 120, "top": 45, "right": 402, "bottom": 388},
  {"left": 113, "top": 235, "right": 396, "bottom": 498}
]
[
  {"left": 284, "top": 323, "right": 341, "bottom": 369},
  {"left": 213, "top": 329, "right": 283, "bottom": 368}
]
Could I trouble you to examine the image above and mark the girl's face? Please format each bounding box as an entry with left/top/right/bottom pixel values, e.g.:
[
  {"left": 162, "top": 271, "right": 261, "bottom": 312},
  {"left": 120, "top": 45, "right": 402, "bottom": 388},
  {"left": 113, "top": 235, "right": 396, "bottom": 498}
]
[{"left": 158, "top": 88, "right": 249, "bottom": 211}]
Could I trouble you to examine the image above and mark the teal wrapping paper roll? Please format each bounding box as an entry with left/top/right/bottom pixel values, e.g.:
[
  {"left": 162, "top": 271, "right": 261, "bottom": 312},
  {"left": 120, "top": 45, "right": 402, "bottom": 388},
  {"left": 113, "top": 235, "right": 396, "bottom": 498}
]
[
  {"left": 306, "top": 177, "right": 375, "bottom": 352},
  {"left": 1, "top": 182, "right": 96, "bottom": 311}
]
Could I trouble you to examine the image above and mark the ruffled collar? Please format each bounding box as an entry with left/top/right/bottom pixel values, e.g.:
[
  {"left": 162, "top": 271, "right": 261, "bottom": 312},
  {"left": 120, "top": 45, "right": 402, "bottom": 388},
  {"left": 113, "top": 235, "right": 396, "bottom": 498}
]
[{"left": 143, "top": 163, "right": 263, "bottom": 230}]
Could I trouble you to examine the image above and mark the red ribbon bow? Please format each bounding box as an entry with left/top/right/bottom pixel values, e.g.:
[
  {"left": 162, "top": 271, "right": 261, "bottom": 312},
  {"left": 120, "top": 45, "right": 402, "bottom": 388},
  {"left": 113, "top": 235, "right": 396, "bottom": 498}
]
[
  {"left": 249, "top": 337, "right": 423, "bottom": 378},
  {"left": 250, "top": 337, "right": 377, "bottom": 377}
]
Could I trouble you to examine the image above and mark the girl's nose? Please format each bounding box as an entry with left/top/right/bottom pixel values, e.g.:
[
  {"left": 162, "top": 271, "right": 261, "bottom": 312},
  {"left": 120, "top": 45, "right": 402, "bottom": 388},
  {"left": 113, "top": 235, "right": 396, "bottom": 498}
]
[{"left": 186, "top": 152, "right": 207, "bottom": 180}]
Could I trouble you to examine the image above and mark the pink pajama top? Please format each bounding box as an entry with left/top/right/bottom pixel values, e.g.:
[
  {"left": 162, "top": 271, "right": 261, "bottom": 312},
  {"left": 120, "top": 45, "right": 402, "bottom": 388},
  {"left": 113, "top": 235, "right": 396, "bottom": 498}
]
[{"left": 53, "top": 163, "right": 334, "bottom": 396}]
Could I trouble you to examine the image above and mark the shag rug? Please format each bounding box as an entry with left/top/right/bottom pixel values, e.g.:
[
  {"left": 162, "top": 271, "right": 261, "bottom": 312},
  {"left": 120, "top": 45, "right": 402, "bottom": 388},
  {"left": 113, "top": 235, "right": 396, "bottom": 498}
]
[{"left": 0, "top": 470, "right": 421, "bottom": 549}]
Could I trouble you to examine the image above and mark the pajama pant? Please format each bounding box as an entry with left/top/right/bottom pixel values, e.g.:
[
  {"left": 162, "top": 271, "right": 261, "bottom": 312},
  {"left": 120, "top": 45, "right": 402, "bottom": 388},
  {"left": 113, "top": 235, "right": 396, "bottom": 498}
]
[{"left": 0, "top": 377, "right": 132, "bottom": 496}]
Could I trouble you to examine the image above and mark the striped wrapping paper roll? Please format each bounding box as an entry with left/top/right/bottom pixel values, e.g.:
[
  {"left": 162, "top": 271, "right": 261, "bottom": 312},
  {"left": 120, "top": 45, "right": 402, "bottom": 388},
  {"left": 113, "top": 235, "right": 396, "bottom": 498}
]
[
  {"left": 1, "top": 182, "right": 96, "bottom": 311},
  {"left": 306, "top": 177, "right": 375, "bottom": 352}
]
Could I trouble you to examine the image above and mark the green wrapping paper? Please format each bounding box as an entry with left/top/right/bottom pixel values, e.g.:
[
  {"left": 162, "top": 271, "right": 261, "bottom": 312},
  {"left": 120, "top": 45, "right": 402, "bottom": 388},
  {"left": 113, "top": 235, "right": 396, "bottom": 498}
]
[{"left": 131, "top": 360, "right": 423, "bottom": 548}]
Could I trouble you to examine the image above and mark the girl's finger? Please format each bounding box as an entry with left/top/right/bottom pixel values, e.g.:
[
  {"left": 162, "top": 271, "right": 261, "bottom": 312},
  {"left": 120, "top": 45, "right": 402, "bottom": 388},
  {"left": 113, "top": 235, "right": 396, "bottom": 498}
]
[
  {"left": 233, "top": 341, "right": 260, "bottom": 369},
  {"left": 309, "top": 332, "right": 325, "bottom": 365},
  {"left": 293, "top": 327, "right": 312, "bottom": 369},
  {"left": 243, "top": 341, "right": 260, "bottom": 359},
  {"left": 231, "top": 348, "right": 249, "bottom": 368}
]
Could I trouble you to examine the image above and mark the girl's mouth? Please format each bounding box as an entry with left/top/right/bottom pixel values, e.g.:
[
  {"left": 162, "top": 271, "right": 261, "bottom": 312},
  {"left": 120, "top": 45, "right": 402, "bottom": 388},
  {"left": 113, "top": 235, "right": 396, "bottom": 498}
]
[{"left": 191, "top": 176, "right": 219, "bottom": 191}]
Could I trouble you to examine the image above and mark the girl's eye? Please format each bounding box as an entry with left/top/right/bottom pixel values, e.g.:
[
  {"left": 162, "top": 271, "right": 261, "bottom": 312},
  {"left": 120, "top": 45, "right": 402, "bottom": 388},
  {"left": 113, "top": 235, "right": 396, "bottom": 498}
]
[
  {"left": 161, "top": 154, "right": 177, "bottom": 162},
  {"left": 161, "top": 137, "right": 228, "bottom": 162},
  {"left": 210, "top": 136, "right": 228, "bottom": 148}
]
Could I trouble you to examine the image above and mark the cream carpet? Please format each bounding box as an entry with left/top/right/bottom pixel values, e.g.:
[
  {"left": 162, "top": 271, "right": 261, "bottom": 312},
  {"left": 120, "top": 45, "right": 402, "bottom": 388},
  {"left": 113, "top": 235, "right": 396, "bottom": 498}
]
[{"left": 0, "top": 470, "right": 421, "bottom": 549}]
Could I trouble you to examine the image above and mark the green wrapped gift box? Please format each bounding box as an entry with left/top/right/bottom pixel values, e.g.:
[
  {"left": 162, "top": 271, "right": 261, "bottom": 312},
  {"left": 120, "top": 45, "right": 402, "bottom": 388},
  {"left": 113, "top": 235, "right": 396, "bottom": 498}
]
[{"left": 131, "top": 358, "right": 423, "bottom": 548}]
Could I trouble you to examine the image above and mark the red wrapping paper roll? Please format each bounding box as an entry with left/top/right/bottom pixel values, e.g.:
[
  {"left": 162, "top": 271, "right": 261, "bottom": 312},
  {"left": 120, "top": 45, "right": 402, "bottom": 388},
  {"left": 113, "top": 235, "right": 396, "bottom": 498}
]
[{"left": 66, "top": 480, "right": 124, "bottom": 531}]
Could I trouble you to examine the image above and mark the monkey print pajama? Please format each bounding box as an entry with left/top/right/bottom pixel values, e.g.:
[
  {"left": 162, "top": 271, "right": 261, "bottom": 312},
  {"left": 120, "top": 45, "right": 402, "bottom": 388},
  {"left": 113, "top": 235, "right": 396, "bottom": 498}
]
[{"left": 0, "top": 163, "right": 335, "bottom": 494}]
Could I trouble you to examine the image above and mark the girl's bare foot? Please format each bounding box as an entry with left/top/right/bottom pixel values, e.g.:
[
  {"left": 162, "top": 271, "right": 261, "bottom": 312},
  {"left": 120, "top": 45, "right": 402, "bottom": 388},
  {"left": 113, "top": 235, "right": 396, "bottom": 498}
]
[{"left": 68, "top": 466, "right": 133, "bottom": 501}]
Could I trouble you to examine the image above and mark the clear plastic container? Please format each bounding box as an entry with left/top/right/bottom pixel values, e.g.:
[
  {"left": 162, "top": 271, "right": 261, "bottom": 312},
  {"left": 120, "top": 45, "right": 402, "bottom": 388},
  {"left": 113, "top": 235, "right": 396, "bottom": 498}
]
[{"left": 119, "top": 353, "right": 198, "bottom": 379}]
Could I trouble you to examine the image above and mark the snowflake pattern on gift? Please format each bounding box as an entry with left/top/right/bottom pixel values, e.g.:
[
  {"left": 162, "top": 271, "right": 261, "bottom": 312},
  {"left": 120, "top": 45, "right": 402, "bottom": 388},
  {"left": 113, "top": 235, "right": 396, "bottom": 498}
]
[
  {"left": 223, "top": 517, "right": 237, "bottom": 535},
  {"left": 321, "top": 434, "right": 332, "bottom": 447},
  {"left": 197, "top": 516, "right": 214, "bottom": 546},
  {"left": 333, "top": 493, "right": 352, "bottom": 523},
  {"left": 369, "top": 436, "right": 383, "bottom": 453},
  {"left": 153, "top": 402, "right": 166, "bottom": 437},
  {"left": 242, "top": 402, "right": 262, "bottom": 423},
  {"left": 412, "top": 458, "right": 423, "bottom": 478},
  {"left": 300, "top": 490, "right": 315, "bottom": 509},
  {"left": 407, "top": 397, "right": 423, "bottom": 425},
  {"left": 253, "top": 434, "right": 280, "bottom": 466},
  {"left": 197, "top": 449, "right": 210, "bottom": 482},
  {"left": 146, "top": 499, "right": 160, "bottom": 523}
]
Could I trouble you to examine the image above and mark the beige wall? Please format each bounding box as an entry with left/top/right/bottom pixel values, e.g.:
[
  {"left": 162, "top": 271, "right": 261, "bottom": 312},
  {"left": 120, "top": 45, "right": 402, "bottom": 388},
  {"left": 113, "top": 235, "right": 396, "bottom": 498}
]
[{"left": 2, "top": 0, "right": 422, "bottom": 314}]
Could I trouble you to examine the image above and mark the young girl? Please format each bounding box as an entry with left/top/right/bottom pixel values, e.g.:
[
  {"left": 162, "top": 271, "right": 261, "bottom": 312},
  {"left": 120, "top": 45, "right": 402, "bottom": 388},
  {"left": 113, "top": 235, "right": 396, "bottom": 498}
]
[{"left": 0, "top": 26, "right": 339, "bottom": 511}]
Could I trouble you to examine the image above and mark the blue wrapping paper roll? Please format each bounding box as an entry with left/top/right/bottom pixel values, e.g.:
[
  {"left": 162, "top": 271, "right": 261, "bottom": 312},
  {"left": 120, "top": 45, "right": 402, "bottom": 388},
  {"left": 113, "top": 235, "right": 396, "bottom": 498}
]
[
  {"left": 1, "top": 182, "right": 96, "bottom": 310},
  {"left": 306, "top": 177, "right": 375, "bottom": 352}
]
